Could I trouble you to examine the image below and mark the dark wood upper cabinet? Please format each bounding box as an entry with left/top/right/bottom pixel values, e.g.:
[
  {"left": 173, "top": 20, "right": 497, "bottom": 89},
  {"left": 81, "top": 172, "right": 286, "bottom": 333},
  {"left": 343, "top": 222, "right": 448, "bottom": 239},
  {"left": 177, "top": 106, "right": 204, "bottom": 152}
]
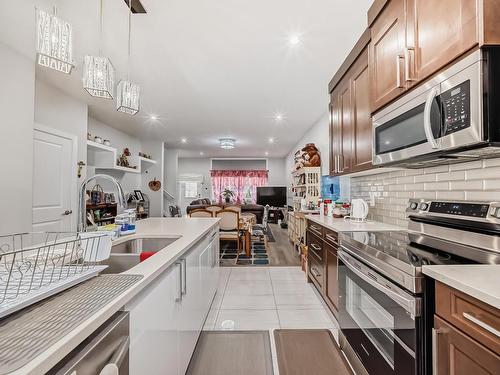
[
  {"left": 369, "top": 0, "right": 500, "bottom": 113},
  {"left": 351, "top": 48, "right": 372, "bottom": 171},
  {"left": 411, "top": 0, "right": 478, "bottom": 83},
  {"left": 369, "top": 0, "right": 407, "bottom": 111},
  {"left": 328, "top": 30, "right": 373, "bottom": 176}
]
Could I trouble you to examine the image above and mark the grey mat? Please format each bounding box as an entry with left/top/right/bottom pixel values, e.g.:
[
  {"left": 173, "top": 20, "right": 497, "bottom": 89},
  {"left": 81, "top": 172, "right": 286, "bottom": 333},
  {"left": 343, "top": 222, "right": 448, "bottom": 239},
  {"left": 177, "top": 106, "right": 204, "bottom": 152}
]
[
  {"left": 187, "top": 331, "right": 274, "bottom": 375},
  {"left": 275, "top": 329, "right": 353, "bottom": 375}
]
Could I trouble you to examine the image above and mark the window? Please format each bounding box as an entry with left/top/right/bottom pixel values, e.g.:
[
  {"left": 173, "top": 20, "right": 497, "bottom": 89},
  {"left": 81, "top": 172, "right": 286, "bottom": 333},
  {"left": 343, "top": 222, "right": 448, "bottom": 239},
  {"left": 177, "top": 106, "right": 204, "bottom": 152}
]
[{"left": 184, "top": 181, "right": 198, "bottom": 198}]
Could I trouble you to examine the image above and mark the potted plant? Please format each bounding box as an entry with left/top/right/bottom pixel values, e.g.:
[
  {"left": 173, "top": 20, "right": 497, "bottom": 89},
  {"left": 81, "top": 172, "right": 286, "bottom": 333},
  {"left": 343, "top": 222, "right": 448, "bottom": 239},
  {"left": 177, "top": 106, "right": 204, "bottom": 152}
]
[{"left": 222, "top": 188, "right": 234, "bottom": 203}]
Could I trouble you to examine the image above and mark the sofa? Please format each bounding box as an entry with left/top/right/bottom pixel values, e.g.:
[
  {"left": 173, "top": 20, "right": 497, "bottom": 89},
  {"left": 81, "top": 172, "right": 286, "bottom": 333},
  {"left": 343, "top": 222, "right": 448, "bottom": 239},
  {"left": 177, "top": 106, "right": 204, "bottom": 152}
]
[{"left": 186, "top": 199, "right": 265, "bottom": 223}]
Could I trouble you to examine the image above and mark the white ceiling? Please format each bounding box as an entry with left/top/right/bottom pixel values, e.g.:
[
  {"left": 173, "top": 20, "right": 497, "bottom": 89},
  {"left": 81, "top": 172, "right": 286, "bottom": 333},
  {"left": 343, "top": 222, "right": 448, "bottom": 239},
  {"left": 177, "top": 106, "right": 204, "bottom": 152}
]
[{"left": 1, "top": 0, "right": 371, "bottom": 157}]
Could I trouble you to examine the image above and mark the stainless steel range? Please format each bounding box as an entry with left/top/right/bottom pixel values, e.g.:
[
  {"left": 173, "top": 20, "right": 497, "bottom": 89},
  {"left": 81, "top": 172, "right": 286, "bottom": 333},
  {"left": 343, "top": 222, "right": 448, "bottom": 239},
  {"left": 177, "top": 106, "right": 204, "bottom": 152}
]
[{"left": 337, "top": 199, "right": 500, "bottom": 375}]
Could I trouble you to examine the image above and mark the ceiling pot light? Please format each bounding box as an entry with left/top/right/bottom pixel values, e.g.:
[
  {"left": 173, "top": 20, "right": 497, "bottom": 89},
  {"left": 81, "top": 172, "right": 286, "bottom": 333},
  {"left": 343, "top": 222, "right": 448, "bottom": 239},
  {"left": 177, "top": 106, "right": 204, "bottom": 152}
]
[
  {"left": 219, "top": 138, "right": 236, "bottom": 149},
  {"left": 265, "top": 151, "right": 269, "bottom": 156},
  {"left": 274, "top": 113, "right": 284, "bottom": 122},
  {"left": 35, "top": 6, "right": 74, "bottom": 74},
  {"left": 268, "top": 137, "right": 275, "bottom": 144},
  {"left": 149, "top": 114, "right": 158, "bottom": 120},
  {"left": 200, "top": 151, "right": 204, "bottom": 156},
  {"left": 288, "top": 34, "right": 301, "bottom": 46},
  {"left": 117, "top": 0, "right": 140, "bottom": 115},
  {"left": 181, "top": 138, "right": 187, "bottom": 143},
  {"left": 83, "top": 0, "right": 115, "bottom": 99}
]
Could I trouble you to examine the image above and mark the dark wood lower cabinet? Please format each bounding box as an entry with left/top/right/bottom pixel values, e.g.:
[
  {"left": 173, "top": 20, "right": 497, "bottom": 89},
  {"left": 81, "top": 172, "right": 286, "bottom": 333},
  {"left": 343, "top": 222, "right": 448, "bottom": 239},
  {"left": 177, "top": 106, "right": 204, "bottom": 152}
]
[
  {"left": 434, "top": 316, "right": 500, "bottom": 375},
  {"left": 325, "top": 242, "right": 339, "bottom": 316}
]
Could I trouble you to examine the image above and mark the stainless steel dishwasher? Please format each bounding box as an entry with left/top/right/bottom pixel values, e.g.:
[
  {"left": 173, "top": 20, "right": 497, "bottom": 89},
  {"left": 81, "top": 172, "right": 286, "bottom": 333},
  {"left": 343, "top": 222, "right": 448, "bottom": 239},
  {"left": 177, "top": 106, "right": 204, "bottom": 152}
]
[{"left": 48, "top": 312, "right": 130, "bottom": 375}]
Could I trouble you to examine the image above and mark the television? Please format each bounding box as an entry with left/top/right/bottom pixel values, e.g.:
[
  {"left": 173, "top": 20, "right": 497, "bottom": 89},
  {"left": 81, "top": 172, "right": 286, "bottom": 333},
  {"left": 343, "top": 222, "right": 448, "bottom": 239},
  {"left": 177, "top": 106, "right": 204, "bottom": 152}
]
[{"left": 256, "top": 186, "right": 287, "bottom": 207}]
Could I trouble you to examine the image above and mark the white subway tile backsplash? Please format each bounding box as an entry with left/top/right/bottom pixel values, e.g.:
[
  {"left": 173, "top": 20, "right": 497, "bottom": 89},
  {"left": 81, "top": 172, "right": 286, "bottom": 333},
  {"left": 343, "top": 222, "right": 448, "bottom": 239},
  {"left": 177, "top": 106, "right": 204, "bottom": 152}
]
[
  {"left": 466, "top": 167, "right": 500, "bottom": 180},
  {"left": 465, "top": 191, "right": 500, "bottom": 201},
  {"left": 424, "top": 181, "right": 449, "bottom": 191},
  {"left": 449, "top": 180, "right": 483, "bottom": 190},
  {"left": 414, "top": 174, "right": 437, "bottom": 183},
  {"left": 435, "top": 171, "right": 465, "bottom": 181},
  {"left": 449, "top": 160, "right": 483, "bottom": 171},
  {"left": 350, "top": 157, "right": 500, "bottom": 227}
]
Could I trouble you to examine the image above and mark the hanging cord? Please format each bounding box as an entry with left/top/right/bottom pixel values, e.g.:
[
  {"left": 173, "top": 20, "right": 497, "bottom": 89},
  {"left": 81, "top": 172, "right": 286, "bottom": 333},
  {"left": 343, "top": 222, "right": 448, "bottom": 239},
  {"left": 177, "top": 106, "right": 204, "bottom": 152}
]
[
  {"left": 127, "top": 0, "right": 132, "bottom": 81},
  {"left": 99, "top": 0, "right": 103, "bottom": 56}
]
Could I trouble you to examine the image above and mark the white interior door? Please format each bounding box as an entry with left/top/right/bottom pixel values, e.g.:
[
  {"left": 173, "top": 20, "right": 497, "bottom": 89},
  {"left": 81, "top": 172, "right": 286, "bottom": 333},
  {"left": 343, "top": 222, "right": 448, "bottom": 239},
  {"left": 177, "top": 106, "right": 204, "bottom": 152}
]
[{"left": 32, "top": 128, "right": 75, "bottom": 232}]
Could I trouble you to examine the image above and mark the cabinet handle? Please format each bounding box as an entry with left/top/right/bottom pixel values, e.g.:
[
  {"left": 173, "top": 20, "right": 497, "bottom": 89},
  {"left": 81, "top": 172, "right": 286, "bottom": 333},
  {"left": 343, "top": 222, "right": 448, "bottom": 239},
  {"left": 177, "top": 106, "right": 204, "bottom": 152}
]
[
  {"left": 463, "top": 312, "right": 500, "bottom": 338},
  {"left": 311, "top": 267, "right": 321, "bottom": 278},
  {"left": 310, "top": 243, "right": 321, "bottom": 251},
  {"left": 396, "top": 54, "right": 404, "bottom": 88},
  {"left": 325, "top": 234, "right": 338, "bottom": 245},
  {"left": 432, "top": 328, "right": 446, "bottom": 375},
  {"left": 175, "top": 262, "right": 182, "bottom": 302},
  {"left": 404, "top": 47, "right": 416, "bottom": 82},
  {"left": 181, "top": 258, "right": 187, "bottom": 295}
]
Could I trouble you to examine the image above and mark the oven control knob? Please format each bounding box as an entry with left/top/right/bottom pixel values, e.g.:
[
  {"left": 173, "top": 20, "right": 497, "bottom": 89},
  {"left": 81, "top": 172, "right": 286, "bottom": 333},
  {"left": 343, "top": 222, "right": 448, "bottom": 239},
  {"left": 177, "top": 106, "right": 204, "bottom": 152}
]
[
  {"left": 410, "top": 202, "right": 418, "bottom": 210},
  {"left": 420, "top": 203, "right": 429, "bottom": 211}
]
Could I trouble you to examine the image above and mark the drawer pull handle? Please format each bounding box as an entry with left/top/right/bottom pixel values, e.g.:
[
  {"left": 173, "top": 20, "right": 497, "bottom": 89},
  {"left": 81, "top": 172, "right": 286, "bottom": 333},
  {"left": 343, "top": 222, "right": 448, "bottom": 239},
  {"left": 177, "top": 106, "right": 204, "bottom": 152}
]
[
  {"left": 310, "top": 244, "right": 321, "bottom": 251},
  {"left": 325, "top": 234, "right": 337, "bottom": 243},
  {"left": 311, "top": 267, "right": 321, "bottom": 278},
  {"left": 462, "top": 312, "right": 500, "bottom": 338}
]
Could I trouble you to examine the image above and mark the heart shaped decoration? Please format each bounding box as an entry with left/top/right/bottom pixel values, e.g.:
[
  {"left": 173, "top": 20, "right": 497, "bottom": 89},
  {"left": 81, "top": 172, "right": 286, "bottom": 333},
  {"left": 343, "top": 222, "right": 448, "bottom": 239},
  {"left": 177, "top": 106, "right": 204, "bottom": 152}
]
[{"left": 148, "top": 178, "right": 162, "bottom": 191}]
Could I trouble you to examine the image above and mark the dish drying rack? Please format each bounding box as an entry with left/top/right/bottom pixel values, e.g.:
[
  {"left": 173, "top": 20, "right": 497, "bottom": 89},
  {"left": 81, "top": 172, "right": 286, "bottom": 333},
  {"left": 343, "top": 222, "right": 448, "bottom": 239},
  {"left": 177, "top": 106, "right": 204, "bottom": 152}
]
[{"left": 0, "top": 231, "right": 112, "bottom": 319}]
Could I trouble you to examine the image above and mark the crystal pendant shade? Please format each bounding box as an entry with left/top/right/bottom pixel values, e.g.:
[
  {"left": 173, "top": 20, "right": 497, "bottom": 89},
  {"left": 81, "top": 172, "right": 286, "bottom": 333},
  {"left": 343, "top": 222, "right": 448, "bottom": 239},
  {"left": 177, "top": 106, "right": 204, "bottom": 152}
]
[
  {"left": 36, "top": 8, "right": 74, "bottom": 74},
  {"left": 83, "top": 55, "right": 115, "bottom": 99},
  {"left": 117, "top": 80, "right": 140, "bottom": 115},
  {"left": 219, "top": 138, "right": 236, "bottom": 149}
]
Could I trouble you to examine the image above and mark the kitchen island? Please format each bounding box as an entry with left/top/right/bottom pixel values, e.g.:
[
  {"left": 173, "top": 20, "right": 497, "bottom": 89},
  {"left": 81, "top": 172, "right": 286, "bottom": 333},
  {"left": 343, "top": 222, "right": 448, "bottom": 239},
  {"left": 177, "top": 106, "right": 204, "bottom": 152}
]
[{"left": 6, "top": 217, "right": 220, "bottom": 375}]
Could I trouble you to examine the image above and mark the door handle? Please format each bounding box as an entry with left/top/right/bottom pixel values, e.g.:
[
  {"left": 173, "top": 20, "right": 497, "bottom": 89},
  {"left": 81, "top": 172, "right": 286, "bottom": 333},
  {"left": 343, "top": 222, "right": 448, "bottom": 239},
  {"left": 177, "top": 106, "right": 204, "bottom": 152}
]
[
  {"left": 404, "top": 47, "right": 416, "bottom": 82},
  {"left": 62, "top": 210, "right": 73, "bottom": 216},
  {"left": 396, "top": 54, "right": 404, "bottom": 88},
  {"left": 181, "top": 258, "right": 187, "bottom": 296},
  {"left": 175, "top": 261, "right": 182, "bottom": 302},
  {"left": 98, "top": 337, "right": 130, "bottom": 375},
  {"left": 424, "top": 87, "right": 440, "bottom": 149}
]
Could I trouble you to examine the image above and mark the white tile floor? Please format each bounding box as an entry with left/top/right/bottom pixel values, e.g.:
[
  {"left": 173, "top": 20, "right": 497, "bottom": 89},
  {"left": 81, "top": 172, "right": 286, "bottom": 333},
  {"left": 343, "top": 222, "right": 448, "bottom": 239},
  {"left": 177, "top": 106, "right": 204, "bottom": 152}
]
[
  {"left": 203, "top": 267, "right": 338, "bottom": 375},
  {"left": 203, "top": 267, "right": 339, "bottom": 374},
  {"left": 204, "top": 266, "right": 338, "bottom": 331}
]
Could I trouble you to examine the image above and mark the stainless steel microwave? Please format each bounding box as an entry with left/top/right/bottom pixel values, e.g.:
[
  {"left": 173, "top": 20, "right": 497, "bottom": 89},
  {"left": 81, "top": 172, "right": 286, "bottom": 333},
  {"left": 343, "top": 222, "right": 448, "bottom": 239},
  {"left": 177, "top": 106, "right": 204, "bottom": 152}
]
[{"left": 372, "top": 48, "right": 500, "bottom": 167}]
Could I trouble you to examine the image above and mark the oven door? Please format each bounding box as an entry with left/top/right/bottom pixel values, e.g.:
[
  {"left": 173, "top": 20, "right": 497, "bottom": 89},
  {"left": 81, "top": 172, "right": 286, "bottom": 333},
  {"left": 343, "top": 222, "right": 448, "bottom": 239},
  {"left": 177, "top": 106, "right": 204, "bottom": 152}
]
[{"left": 338, "top": 251, "right": 422, "bottom": 375}]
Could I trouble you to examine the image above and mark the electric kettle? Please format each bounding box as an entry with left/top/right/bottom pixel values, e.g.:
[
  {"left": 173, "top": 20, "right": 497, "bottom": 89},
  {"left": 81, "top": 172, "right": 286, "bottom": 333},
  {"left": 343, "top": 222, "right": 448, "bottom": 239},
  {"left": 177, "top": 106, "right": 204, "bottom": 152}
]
[{"left": 350, "top": 199, "right": 369, "bottom": 221}]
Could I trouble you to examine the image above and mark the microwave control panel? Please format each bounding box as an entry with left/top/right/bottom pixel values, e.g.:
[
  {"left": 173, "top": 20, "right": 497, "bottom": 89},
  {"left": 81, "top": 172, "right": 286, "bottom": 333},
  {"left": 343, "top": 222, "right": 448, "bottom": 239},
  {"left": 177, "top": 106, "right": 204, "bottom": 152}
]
[{"left": 441, "top": 80, "right": 471, "bottom": 135}]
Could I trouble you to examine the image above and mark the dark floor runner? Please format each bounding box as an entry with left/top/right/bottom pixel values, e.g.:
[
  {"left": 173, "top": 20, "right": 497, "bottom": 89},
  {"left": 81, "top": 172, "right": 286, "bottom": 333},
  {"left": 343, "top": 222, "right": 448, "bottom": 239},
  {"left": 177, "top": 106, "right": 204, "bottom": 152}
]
[
  {"left": 274, "top": 329, "right": 353, "bottom": 375},
  {"left": 187, "top": 331, "right": 274, "bottom": 375}
]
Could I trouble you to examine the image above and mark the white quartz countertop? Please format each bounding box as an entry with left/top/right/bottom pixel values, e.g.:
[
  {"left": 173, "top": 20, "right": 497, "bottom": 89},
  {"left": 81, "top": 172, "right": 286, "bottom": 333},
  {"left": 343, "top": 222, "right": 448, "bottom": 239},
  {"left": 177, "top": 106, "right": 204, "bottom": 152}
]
[
  {"left": 422, "top": 265, "right": 500, "bottom": 309},
  {"left": 12, "top": 217, "right": 220, "bottom": 375},
  {"left": 306, "top": 214, "right": 405, "bottom": 232}
]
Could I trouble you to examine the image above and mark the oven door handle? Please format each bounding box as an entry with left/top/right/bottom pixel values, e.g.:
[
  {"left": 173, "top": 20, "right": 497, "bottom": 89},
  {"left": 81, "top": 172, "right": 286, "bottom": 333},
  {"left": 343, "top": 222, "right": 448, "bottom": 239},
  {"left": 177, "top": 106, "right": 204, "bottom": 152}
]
[
  {"left": 98, "top": 336, "right": 130, "bottom": 375},
  {"left": 338, "top": 251, "right": 420, "bottom": 317},
  {"left": 424, "top": 87, "right": 440, "bottom": 149}
]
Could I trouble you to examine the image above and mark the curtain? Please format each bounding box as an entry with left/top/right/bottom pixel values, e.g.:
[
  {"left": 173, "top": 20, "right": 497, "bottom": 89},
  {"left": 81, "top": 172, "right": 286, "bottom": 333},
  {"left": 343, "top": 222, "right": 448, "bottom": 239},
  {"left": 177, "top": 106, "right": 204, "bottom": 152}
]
[{"left": 210, "top": 170, "right": 268, "bottom": 204}]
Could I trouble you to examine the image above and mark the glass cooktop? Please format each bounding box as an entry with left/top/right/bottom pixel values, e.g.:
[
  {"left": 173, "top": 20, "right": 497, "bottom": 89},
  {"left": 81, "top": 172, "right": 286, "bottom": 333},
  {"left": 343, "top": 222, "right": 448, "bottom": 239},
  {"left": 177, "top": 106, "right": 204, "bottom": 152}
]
[{"left": 340, "top": 231, "right": 475, "bottom": 269}]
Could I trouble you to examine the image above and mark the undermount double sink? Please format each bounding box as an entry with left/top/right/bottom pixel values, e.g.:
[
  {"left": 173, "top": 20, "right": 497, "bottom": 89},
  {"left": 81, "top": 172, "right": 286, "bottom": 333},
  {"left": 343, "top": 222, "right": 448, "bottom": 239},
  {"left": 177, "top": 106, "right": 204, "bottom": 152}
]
[{"left": 101, "top": 237, "right": 180, "bottom": 274}]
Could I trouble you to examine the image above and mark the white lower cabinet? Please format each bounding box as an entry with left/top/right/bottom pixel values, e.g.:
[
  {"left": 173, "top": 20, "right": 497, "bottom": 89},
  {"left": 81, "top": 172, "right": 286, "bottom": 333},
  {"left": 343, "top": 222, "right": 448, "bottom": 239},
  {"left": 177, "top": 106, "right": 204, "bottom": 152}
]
[{"left": 126, "top": 228, "right": 219, "bottom": 375}]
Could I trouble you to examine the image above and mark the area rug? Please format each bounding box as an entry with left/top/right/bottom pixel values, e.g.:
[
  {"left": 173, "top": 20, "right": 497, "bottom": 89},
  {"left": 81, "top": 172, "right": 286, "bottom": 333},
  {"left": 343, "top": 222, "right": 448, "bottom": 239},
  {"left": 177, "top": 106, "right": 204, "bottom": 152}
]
[
  {"left": 219, "top": 240, "right": 269, "bottom": 266},
  {"left": 274, "top": 329, "right": 353, "bottom": 375},
  {"left": 265, "top": 224, "right": 275, "bottom": 242},
  {"left": 187, "top": 331, "right": 274, "bottom": 375}
]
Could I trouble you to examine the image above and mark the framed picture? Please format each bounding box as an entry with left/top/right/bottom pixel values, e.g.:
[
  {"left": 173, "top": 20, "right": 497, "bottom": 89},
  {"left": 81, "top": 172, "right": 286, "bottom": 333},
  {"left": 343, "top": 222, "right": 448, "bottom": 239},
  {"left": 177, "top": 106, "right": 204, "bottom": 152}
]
[{"left": 134, "top": 190, "right": 145, "bottom": 202}]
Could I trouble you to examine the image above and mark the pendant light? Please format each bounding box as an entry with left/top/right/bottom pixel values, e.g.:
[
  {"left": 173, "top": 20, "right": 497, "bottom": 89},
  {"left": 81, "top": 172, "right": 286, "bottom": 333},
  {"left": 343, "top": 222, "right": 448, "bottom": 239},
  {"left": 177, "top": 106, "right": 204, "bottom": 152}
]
[
  {"left": 35, "top": 6, "right": 74, "bottom": 74},
  {"left": 117, "top": 0, "right": 140, "bottom": 115},
  {"left": 83, "top": 0, "right": 115, "bottom": 99}
]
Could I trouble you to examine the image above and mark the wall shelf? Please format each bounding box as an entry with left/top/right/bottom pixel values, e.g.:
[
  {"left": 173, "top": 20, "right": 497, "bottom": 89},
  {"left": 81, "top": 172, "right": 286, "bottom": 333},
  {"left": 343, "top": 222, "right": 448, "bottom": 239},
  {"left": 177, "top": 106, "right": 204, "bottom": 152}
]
[{"left": 87, "top": 140, "right": 156, "bottom": 174}]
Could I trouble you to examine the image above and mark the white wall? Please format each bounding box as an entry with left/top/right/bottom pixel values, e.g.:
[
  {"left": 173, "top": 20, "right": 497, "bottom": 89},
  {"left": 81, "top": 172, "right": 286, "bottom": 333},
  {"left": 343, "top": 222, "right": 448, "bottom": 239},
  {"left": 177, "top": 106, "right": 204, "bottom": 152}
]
[
  {"left": 286, "top": 112, "right": 330, "bottom": 177},
  {"left": 164, "top": 148, "right": 180, "bottom": 211},
  {"left": 140, "top": 139, "right": 165, "bottom": 217},
  {"left": 0, "top": 42, "right": 35, "bottom": 234}
]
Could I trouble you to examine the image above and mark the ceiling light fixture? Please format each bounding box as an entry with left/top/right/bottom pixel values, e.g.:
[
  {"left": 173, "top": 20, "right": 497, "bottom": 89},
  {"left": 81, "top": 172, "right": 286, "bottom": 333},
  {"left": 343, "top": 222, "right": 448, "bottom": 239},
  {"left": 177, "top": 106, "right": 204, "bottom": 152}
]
[
  {"left": 83, "top": 0, "right": 115, "bottom": 99},
  {"left": 149, "top": 114, "right": 158, "bottom": 120},
  {"left": 35, "top": 6, "right": 74, "bottom": 74},
  {"left": 181, "top": 137, "right": 187, "bottom": 143},
  {"left": 265, "top": 151, "right": 269, "bottom": 156},
  {"left": 117, "top": 0, "right": 140, "bottom": 115},
  {"left": 268, "top": 137, "right": 275, "bottom": 144},
  {"left": 288, "top": 34, "right": 301, "bottom": 46},
  {"left": 200, "top": 151, "right": 204, "bottom": 156},
  {"left": 274, "top": 113, "right": 284, "bottom": 122},
  {"left": 219, "top": 138, "right": 236, "bottom": 149}
]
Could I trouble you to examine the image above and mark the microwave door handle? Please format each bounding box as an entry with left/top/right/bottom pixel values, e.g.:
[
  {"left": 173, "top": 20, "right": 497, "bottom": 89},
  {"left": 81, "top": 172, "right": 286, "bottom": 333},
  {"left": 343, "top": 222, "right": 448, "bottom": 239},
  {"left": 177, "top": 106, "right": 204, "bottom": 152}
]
[
  {"left": 424, "top": 88, "right": 439, "bottom": 149},
  {"left": 338, "top": 251, "right": 419, "bottom": 316}
]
